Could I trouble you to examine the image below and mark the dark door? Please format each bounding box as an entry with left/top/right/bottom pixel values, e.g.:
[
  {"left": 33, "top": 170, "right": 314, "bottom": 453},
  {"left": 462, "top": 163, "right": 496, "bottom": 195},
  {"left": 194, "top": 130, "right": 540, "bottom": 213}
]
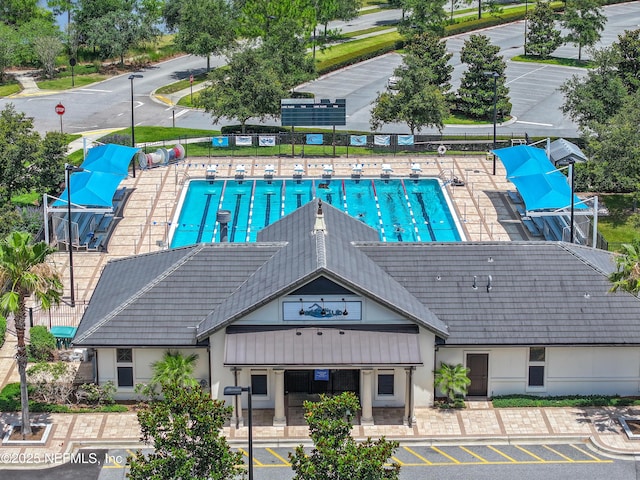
[
  {"left": 285, "top": 370, "right": 311, "bottom": 394},
  {"left": 466, "top": 354, "right": 488, "bottom": 396}
]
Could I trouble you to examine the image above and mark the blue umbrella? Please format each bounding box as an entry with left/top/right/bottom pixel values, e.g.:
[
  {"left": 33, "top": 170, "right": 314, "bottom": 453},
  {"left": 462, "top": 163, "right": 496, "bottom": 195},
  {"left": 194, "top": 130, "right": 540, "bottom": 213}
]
[
  {"left": 494, "top": 145, "right": 556, "bottom": 178},
  {"left": 509, "top": 171, "right": 587, "bottom": 211},
  {"left": 53, "top": 171, "right": 125, "bottom": 208},
  {"left": 80, "top": 144, "right": 140, "bottom": 176}
]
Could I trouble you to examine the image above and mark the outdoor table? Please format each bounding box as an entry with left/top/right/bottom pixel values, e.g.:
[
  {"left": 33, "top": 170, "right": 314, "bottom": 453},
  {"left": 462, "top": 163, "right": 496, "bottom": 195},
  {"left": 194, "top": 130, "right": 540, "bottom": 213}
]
[{"left": 50, "top": 326, "right": 77, "bottom": 349}]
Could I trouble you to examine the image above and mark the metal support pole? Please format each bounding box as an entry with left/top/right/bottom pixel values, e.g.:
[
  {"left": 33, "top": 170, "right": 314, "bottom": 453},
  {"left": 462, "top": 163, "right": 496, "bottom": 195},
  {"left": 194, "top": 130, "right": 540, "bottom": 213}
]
[
  {"left": 569, "top": 161, "right": 575, "bottom": 243},
  {"left": 129, "top": 74, "right": 143, "bottom": 178},
  {"left": 492, "top": 75, "right": 497, "bottom": 176},
  {"left": 65, "top": 165, "right": 75, "bottom": 307}
]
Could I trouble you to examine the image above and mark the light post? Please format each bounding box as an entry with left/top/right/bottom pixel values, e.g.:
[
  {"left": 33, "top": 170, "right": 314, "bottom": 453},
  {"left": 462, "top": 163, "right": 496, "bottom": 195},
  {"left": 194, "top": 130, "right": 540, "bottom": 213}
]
[
  {"left": 64, "top": 163, "right": 84, "bottom": 307},
  {"left": 224, "top": 385, "right": 253, "bottom": 480},
  {"left": 483, "top": 71, "right": 499, "bottom": 175},
  {"left": 524, "top": 0, "right": 529, "bottom": 55},
  {"left": 128, "top": 74, "right": 143, "bottom": 178}
]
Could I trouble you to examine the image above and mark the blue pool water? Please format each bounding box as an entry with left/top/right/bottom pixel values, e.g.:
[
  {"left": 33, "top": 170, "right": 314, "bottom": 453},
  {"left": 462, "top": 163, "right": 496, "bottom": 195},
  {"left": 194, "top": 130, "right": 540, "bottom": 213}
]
[{"left": 169, "top": 178, "right": 461, "bottom": 247}]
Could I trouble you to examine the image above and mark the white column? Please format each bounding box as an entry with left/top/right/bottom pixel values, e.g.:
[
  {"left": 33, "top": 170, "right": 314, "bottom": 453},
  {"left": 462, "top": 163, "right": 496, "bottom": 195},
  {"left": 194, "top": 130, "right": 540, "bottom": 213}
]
[
  {"left": 403, "top": 367, "right": 416, "bottom": 427},
  {"left": 361, "top": 369, "right": 374, "bottom": 425},
  {"left": 273, "top": 369, "right": 286, "bottom": 426}
]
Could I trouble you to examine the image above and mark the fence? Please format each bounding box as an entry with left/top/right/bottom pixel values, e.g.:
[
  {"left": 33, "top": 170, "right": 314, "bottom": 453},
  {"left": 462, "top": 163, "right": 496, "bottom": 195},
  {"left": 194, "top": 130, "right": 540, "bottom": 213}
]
[{"left": 28, "top": 301, "right": 88, "bottom": 330}]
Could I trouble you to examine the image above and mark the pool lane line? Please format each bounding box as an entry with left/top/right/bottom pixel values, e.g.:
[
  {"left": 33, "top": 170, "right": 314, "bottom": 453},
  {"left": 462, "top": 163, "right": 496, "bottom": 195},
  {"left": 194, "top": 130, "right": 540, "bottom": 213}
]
[
  {"left": 342, "top": 179, "right": 348, "bottom": 212},
  {"left": 414, "top": 191, "right": 437, "bottom": 241},
  {"left": 211, "top": 180, "right": 227, "bottom": 242},
  {"left": 195, "top": 194, "right": 214, "bottom": 243},
  {"left": 371, "top": 179, "right": 386, "bottom": 241},
  {"left": 245, "top": 180, "right": 256, "bottom": 242},
  {"left": 230, "top": 192, "right": 244, "bottom": 242},
  {"left": 280, "top": 180, "right": 285, "bottom": 217},
  {"left": 401, "top": 179, "right": 421, "bottom": 241}
]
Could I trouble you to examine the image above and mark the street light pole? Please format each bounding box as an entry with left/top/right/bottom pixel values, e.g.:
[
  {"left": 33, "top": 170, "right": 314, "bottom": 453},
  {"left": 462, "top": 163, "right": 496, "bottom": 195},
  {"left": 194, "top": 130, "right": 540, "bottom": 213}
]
[
  {"left": 64, "top": 163, "right": 84, "bottom": 307},
  {"left": 483, "top": 71, "right": 499, "bottom": 175},
  {"left": 128, "top": 74, "right": 143, "bottom": 178},
  {"left": 224, "top": 386, "right": 253, "bottom": 480}
]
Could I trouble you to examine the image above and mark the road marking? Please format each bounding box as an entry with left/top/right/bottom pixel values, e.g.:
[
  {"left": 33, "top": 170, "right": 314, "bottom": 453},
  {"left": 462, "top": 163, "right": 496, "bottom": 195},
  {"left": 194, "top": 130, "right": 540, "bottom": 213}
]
[
  {"left": 403, "top": 446, "right": 432, "bottom": 464},
  {"left": 266, "top": 447, "right": 291, "bottom": 466},
  {"left": 431, "top": 446, "right": 461, "bottom": 464},
  {"left": 569, "top": 444, "right": 606, "bottom": 461},
  {"left": 543, "top": 444, "right": 575, "bottom": 462},
  {"left": 487, "top": 445, "right": 517, "bottom": 462},
  {"left": 516, "top": 120, "right": 553, "bottom": 126},
  {"left": 239, "top": 448, "right": 264, "bottom": 465},
  {"left": 459, "top": 446, "right": 488, "bottom": 463},
  {"left": 174, "top": 109, "right": 189, "bottom": 118},
  {"left": 79, "top": 88, "right": 112, "bottom": 92},
  {"left": 391, "top": 456, "right": 404, "bottom": 466},
  {"left": 514, "top": 445, "right": 547, "bottom": 462}
]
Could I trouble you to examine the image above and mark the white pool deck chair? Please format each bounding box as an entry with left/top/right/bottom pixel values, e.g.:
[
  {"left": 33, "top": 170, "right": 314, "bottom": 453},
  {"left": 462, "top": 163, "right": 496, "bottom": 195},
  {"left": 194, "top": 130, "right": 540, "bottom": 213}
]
[
  {"left": 381, "top": 164, "right": 393, "bottom": 177},
  {"left": 322, "top": 164, "right": 334, "bottom": 177},
  {"left": 410, "top": 163, "right": 422, "bottom": 178},
  {"left": 293, "top": 164, "right": 305, "bottom": 177},
  {"left": 235, "top": 164, "right": 246, "bottom": 179},
  {"left": 351, "top": 163, "right": 364, "bottom": 178},
  {"left": 206, "top": 165, "right": 217, "bottom": 180}
]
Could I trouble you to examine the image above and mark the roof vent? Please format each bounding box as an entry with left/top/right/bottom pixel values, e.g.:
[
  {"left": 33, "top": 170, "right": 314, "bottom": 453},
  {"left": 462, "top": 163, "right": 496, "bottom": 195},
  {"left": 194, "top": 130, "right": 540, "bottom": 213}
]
[
  {"left": 472, "top": 276, "right": 477, "bottom": 290},
  {"left": 488, "top": 256, "right": 494, "bottom": 263},
  {"left": 487, "top": 275, "right": 493, "bottom": 292}
]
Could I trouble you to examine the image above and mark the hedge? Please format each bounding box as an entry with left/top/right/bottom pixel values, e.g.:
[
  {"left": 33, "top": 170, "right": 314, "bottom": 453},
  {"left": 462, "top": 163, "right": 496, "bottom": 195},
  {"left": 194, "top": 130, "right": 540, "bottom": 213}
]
[
  {"left": 28, "top": 326, "right": 56, "bottom": 362},
  {"left": 0, "top": 317, "right": 6, "bottom": 349}
]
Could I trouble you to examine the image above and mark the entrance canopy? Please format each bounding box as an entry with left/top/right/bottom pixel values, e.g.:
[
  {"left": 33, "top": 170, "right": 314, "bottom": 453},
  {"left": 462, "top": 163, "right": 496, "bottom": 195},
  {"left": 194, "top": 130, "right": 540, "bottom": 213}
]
[
  {"left": 494, "top": 145, "right": 587, "bottom": 212},
  {"left": 224, "top": 328, "right": 422, "bottom": 366}
]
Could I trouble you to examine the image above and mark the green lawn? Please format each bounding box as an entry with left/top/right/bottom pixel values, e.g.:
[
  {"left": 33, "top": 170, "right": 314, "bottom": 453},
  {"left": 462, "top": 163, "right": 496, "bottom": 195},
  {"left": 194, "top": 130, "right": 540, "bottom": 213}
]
[
  {"left": 511, "top": 55, "right": 595, "bottom": 68},
  {"left": 0, "top": 82, "right": 21, "bottom": 96},
  {"left": 597, "top": 194, "right": 639, "bottom": 249}
]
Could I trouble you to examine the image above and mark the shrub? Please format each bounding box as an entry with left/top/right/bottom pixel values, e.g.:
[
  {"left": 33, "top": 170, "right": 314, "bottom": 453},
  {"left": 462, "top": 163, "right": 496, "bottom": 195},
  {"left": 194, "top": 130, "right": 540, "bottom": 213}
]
[
  {"left": 27, "top": 361, "right": 75, "bottom": 405},
  {"left": 0, "top": 316, "right": 6, "bottom": 348},
  {"left": 0, "top": 382, "right": 21, "bottom": 411},
  {"left": 28, "top": 326, "right": 56, "bottom": 362},
  {"left": 76, "top": 381, "right": 116, "bottom": 405},
  {"left": 491, "top": 394, "right": 640, "bottom": 408}
]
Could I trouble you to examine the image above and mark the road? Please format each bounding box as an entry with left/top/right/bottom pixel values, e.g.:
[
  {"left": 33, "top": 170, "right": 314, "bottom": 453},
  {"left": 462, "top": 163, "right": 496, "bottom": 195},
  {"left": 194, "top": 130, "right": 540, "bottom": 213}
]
[
  {"left": 1, "top": 443, "right": 635, "bottom": 480},
  {"left": 2, "top": 3, "right": 639, "bottom": 138}
]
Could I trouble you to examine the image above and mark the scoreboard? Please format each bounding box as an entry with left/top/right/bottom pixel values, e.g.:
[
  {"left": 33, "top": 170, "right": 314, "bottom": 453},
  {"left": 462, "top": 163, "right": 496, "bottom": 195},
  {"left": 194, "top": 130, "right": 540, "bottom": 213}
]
[{"left": 281, "top": 98, "right": 346, "bottom": 126}]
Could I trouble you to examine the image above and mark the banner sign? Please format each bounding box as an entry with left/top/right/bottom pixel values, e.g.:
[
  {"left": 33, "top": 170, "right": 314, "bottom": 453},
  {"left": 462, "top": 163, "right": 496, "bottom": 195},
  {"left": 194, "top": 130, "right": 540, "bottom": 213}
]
[
  {"left": 350, "top": 135, "right": 367, "bottom": 147},
  {"left": 398, "top": 135, "right": 414, "bottom": 146},
  {"left": 212, "top": 136, "right": 228, "bottom": 147},
  {"left": 306, "top": 133, "right": 323, "bottom": 145},
  {"left": 283, "top": 301, "right": 362, "bottom": 321},
  {"left": 236, "top": 135, "right": 252, "bottom": 146},
  {"left": 374, "top": 135, "right": 390, "bottom": 146},
  {"left": 259, "top": 135, "right": 276, "bottom": 147}
]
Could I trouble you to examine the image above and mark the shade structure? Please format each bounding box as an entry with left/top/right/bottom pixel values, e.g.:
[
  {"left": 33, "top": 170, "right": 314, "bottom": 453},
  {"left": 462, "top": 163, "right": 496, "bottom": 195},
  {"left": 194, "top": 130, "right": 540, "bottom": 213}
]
[
  {"left": 53, "top": 171, "right": 126, "bottom": 208},
  {"left": 494, "top": 145, "right": 587, "bottom": 212},
  {"left": 80, "top": 144, "right": 140, "bottom": 176}
]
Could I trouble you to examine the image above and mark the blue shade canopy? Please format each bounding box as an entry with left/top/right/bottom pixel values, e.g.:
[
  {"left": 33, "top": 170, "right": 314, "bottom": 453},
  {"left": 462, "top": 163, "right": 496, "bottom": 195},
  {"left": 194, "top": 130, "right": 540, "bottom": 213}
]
[
  {"left": 53, "top": 171, "right": 126, "bottom": 208},
  {"left": 494, "top": 145, "right": 587, "bottom": 212},
  {"left": 80, "top": 144, "right": 140, "bottom": 176}
]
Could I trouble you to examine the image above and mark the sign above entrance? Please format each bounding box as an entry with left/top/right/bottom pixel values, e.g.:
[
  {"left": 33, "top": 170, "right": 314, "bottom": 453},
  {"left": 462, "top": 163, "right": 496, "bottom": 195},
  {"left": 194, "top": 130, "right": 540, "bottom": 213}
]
[
  {"left": 314, "top": 369, "right": 329, "bottom": 381},
  {"left": 283, "top": 301, "right": 362, "bottom": 321}
]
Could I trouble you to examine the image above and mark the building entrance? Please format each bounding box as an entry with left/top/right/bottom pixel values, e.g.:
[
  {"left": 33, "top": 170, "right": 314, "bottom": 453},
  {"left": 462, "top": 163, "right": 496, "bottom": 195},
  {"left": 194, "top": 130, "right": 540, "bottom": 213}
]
[{"left": 284, "top": 369, "right": 360, "bottom": 395}]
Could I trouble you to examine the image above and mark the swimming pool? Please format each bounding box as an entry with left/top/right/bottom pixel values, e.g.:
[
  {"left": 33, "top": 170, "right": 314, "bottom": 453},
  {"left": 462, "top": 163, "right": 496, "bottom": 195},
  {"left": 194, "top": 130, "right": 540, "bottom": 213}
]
[{"left": 169, "top": 178, "right": 463, "bottom": 247}]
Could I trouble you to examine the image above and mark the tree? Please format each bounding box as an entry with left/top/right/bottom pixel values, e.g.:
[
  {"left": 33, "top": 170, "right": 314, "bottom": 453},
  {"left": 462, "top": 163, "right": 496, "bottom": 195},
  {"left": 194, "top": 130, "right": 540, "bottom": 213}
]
[
  {"left": 289, "top": 391, "right": 401, "bottom": 480},
  {"left": 399, "top": 0, "right": 448, "bottom": 36},
  {"left": 0, "top": 23, "right": 18, "bottom": 82},
  {"left": 197, "top": 44, "right": 287, "bottom": 132},
  {"left": 150, "top": 349, "right": 199, "bottom": 391},
  {"left": 32, "top": 35, "right": 63, "bottom": 78},
  {"left": 0, "top": 231, "right": 62, "bottom": 437},
  {"left": 456, "top": 34, "right": 511, "bottom": 120},
  {"left": 615, "top": 29, "right": 640, "bottom": 94},
  {"left": 404, "top": 32, "right": 453, "bottom": 93},
  {"left": 30, "top": 131, "right": 68, "bottom": 196},
  {"left": 585, "top": 90, "right": 640, "bottom": 192},
  {"left": 174, "top": 0, "right": 238, "bottom": 72},
  {"left": 560, "top": 46, "right": 628, "bottom": 131},
  {"left": 127, "top": 383, "right": 242, "bottom": 480},
  {"left": 434, "top": 362, "right": 471, "bottom": 402},
  {"left": 609, "top": 238, "right": 640, "bottom": 295},
  {"left": 0, "top": 104, "right": 43, "bottom": 203},
  {"left": 15, "top": 18, "right": 60, "bottom": 66},
  {"left": 316, "top": 0, "right": 360, "bottom": 38},
  {"left": 239, "top": 0, "right": 315, "bottom": 42},
  {"left": 262, "top": 17, "right": 315, "bottom": 88},
  {"left": 0, "top": 0, "right": 52, "bottom": 26},
  {"left": 560, "top": 0, "right": 606, "bottom": 61},
  {"left": 525, "top": 1, "right": 562, "bottom": 58}
]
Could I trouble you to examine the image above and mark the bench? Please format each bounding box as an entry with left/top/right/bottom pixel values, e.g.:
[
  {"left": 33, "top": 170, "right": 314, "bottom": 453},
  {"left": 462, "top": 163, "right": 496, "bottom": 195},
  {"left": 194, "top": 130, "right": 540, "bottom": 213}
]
[
  {"left": 507, "top": 190, "right": 524, "bottom": 204},
  {"left": 522, "top": 218, "right": 541, "bottom": 236}
]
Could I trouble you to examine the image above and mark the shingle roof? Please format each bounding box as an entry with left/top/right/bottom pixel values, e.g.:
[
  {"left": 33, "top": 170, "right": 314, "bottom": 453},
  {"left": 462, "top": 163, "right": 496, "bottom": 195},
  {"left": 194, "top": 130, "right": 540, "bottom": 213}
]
[{"left": 356, "top": 242, "right": 640, "bottom": 345}]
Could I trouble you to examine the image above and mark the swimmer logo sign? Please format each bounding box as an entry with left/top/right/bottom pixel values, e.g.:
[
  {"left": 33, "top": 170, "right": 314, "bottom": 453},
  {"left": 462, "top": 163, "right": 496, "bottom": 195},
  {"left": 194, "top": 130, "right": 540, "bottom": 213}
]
[{"left": 283, "top": 301, "right": 361, "bottom": 321}]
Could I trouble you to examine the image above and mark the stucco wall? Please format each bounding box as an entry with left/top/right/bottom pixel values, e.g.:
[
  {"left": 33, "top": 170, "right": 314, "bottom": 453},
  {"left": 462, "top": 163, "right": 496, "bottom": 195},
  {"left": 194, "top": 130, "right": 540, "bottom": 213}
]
[
  {"left": 97, "top": 347, "right": 210, "bottom": 400},
  {"left": 437, "top": 346, "right": 640, "bottom": 397}
]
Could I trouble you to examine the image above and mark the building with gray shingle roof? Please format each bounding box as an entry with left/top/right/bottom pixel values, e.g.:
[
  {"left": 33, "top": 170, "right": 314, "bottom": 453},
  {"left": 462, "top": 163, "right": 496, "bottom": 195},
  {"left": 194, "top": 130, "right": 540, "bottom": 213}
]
[{"left": 73, "top": 199, "right": 640, "bottom": 425}]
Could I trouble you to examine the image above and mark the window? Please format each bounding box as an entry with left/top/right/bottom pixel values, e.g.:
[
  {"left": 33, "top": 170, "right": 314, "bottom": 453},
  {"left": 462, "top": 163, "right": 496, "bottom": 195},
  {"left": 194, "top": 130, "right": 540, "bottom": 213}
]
[
  {"left": 377, "top": 371, "right": 394, "bottom": 396},
  {"left": 251, "top": 372, "right": 268, "bottom": 396},
  {"left": 116, "top": 348, "right": 134, "bottom": 387},
  {"left": 528, "top": 347, "right": 545, "bottom": 388}
]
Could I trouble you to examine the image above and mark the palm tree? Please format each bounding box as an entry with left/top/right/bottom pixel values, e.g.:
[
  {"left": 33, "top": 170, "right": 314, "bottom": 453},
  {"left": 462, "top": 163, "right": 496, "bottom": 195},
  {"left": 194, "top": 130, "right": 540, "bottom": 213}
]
[
  {"left": 609, "top": 239, "right": 640, "bottom": 295},
  {"left": 150, "top": 350, "right": 200, "bottom": 391},
  {"left": 434, "top": 362, "right": 471, "bottom": 402},
  {"left": 0, "top": 231, "right": 62, "bottom": 437}
]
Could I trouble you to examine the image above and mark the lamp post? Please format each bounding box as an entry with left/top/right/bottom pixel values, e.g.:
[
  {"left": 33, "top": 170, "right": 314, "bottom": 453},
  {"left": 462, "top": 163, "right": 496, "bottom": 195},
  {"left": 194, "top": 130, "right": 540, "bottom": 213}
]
[
  {"left": 224, "top": 385, "right": 253, "bottom": 480},
  {"left": 128, "top": 74, "right": 143, "bottom": 178},
  {"left": 64, "top": 163, "right": 84, "bottom": 307},
  {"left": 483, "top": 71, "right": 499, "bottom": 175},
  {"left": 524, "top": 0, "right": 528, "bottom": 55}
]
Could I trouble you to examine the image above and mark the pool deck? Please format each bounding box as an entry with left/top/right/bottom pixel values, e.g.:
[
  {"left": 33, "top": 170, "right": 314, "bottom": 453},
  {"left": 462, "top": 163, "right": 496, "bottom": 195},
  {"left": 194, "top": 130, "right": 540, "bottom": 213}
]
[{"left": 50, "top": 154, "right": 532, "bottom": 310}]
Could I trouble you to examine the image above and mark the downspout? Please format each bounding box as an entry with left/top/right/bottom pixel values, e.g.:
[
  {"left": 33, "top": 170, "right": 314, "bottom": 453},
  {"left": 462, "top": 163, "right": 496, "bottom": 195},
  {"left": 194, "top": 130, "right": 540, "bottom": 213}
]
[
  {"left": 93, "top": 348, "right": 98, "bottom": 384},
  {"left": 232, "top": 366, "right": 240, "bottom": 428},
  {"left": 408, "top": 366, "right": 414, "bottom": 427},
  {"left": 207, "top": 346, "right": 212, "bottom": 395}
]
